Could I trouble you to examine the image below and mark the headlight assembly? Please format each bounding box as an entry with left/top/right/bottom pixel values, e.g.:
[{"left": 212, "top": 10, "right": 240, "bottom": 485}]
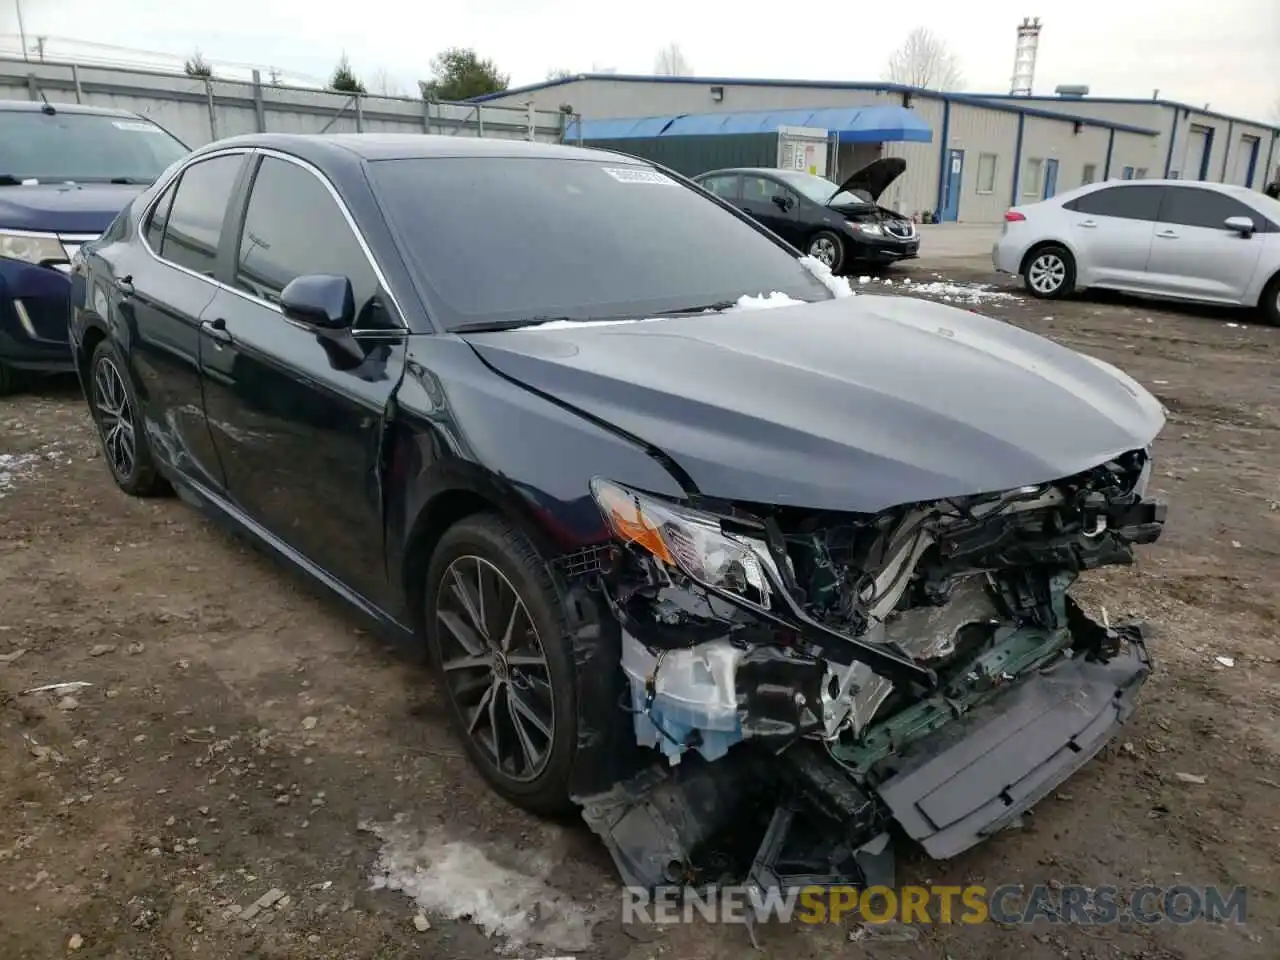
[
  {"left": 590, "top": 478, "right": 776, "bottom": 606},
  {"left": 0, "top": 230, "right": 67, "bottom": 266}
]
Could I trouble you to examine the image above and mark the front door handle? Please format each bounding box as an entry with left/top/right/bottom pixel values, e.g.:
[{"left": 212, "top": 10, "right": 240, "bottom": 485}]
[
  {"left": 1079, "top": 220, "right": 1098, "bottom": 228},
  {"left": 114, "top": 275, "right": 134, "bottom": 295},
  {"left": 1156, "top": 229, "right": 1179, "bottom": 239},
  {"left": 201, "top": 317, "right": 233, "bottom": 344}
]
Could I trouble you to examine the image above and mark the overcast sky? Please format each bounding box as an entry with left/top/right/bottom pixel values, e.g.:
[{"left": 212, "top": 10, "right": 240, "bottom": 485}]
[{"left": 2, "top": 0, "right": 1278, "bottom": 121}]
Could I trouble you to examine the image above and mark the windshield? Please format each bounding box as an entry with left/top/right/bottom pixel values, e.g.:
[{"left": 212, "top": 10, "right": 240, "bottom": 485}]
[
  {"left": 369, "top": 156, "right": 832, "bottom": 330},
  {"left": 772, "top": 170, "right": 872, "bottom": 206},
  {"left": 0, "top": 110, "right": 189, "bottom": 184}
]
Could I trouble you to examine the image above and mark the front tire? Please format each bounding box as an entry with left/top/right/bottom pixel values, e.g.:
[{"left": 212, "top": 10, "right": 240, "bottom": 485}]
[
  {"left": 807, "top": 230, "right": 846, "bottom": 274},
  {"left": 88, "top": 340, "right": 166, "bottom": 496},
  {"left": 424, "top": 514, "right": 578, "bottom": 815},
  {"left": 1022, "top": 244, "right": 1076, "bottom": 299}
]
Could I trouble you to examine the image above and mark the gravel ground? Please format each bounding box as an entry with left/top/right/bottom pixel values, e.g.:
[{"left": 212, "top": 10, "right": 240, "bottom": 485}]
[{"left": 1, "top": 260, "right": 1278, "bottom": 959}]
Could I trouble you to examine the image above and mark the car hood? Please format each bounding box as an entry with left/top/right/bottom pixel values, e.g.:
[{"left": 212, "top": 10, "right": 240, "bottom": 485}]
[
  {"left": 832, "top": 157, "right": 906, "bottom": 203},
  {"left": 462, "top": 295, "right": 1165, "bottom": 513},
  {"left": 0, "top": 182, "right": 145, "bottom": 234}
]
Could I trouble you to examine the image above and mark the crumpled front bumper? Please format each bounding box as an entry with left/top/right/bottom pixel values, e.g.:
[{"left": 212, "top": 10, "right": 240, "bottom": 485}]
[{"left": 876, "top": 629, "right": 1151, "bottom": 859}]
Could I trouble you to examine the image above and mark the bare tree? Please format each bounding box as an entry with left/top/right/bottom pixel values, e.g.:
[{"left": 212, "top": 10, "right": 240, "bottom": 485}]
[
  {"left": 884, "top": 27, "right": 963, "bottom": 91},
  {"left": 371, "top": 68, "right": 404, "bottom": 97},
  {"left": 654, "top": 43, "right": 692, "bottom": 77},
  {"left": 547, "top": 68, "right": 575, "bottom": 81},
  {"left": 590, "top": 62, "right": 618, "bottom": 74},
  {"left": 183, "top": 49, "right": 213, "bottom": 78}
]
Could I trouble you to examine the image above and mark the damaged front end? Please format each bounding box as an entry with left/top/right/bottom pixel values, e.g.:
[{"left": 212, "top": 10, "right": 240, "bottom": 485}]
[{"left": 572, "top": 448, "right": 1165, "bottom": 896}]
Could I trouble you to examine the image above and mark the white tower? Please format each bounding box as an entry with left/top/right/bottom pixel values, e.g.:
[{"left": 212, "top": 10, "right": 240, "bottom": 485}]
[{"left": 1010, "top": 17, "right": 1042, "bottom": 96}]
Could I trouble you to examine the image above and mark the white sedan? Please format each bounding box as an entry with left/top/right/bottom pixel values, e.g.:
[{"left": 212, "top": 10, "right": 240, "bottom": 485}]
[{"left": 992, "top": 179, "right": 1280, "bottom": 324}]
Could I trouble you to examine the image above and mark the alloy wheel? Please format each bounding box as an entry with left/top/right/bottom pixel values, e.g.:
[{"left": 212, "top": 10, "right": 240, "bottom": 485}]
[
  {"left": 93, "top": 356, "right": 137, "bottom": 479},
  {"left": 809, "top": 235, "right": 838, "bottom": 267},
  {"left": 1028, "top": 254, "right": 1066, "bottom": 294},
  {"left": 435, "top": 555, "right": 555, "bottom": 782}
]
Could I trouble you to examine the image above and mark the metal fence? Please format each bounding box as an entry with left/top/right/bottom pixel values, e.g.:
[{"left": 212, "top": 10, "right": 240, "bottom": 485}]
[{"left": 0, "top": 56, "right": 572, "bottom": 147}]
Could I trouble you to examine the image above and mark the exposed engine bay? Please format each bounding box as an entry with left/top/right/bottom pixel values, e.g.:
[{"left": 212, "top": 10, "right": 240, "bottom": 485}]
[{"left": 572, "top": 448, "right": 1165, "bottom": 913}]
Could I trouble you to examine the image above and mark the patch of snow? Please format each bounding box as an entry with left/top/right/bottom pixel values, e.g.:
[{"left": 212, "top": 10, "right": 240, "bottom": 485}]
[
  {"left": 799, "top": 256, "right": 856, "bottom": 298},
  {"left": 729, "top": 290, "right": 804, "bottom": 310},
  {"left": 892, "top": 280, "right": 1019, "bottom": 305},
  {"left": 362, "top": 818, "right": 594, "bottom": 955},
  {"left": 0, "top": 445, "right": 62, "bottom": 498}
]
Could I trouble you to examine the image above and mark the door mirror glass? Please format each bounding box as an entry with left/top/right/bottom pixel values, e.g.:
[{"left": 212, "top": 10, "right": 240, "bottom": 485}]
[
  {"left": 280, "top": 274, "right": 355, "bottom": 329},
  {"left": 771, "top": 193, "right": 792, "bottom": 212},
  {"left": 1223, "top": 215, "right": 1255, "bottom": 236}
]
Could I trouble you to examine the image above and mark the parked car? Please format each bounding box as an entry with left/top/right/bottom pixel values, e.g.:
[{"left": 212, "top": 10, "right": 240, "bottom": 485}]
[
  {"left": 0, "top": 99, "right": 189, "bottom": 394},
  {"left": 693, "top": 159, "right": 919, "bottom": 273},
  {"left": 72, "top": 134, "right": 1167, "bottom": 895},
  {"left": 993, "top": 179, "right": 1280, "bottom": 324}
]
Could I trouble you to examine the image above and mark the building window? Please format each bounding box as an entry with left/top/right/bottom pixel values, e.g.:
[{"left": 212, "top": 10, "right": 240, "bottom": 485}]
[
  {"left": 1135, "top": 167, "right": 1148, "bottom": 179},
  {"left": 1082, "top": 163, "right": 1098, "bottom": 185},
  {"left": 976, "top": 153, "right": 998, "bottom": 194},
  {"left": 1121, "top": 166, "right": 1135, "bottom": 180},
  {"left": 1022, "top": 158, "right": 1044, "bottom": 196}
]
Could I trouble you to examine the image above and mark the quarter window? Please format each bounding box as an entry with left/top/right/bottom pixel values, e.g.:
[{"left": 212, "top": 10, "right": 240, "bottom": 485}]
[
  {"left": 1157, "top": 186, "right": 1266, "bottom": 231},
  {"left": 1065, "top": 185, "right": 1165, "bottom": 221},
  {"left": 145, "top": 181, "right": 177, "bottom": 252},
  {"left": 159, "top": 155, "right": 244, "bottom": 276},
  {"left": 233, "top": 156, "right": 385, "bottom": 325},
  {"left": 976, "top": 153, "right": 998, "bottom": 194}
]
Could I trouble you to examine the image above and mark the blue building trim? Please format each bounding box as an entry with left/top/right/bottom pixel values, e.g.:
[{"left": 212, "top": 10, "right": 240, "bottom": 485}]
[
  {"left": 934, "top": 99, "right": 951, "bottom": 220},
  {"left": 1163, "top": 109, "right": 1180, "bottom": 177},
  {"left": 1243, "top": 136, "right": 1259, "bottom": 187},
  {"left": 470, "top": 74, "right": 1162, "bottom": 136},
  {"left": 1267, "top": 134, "right": 1278, "bottom": 189},
  {"left": 1104, "top": 128, "right": 1115, "bottom": 179},
  {"left": 1010, "top": 113, "right": 1026, "bottom": 205},
  {"left": 973, "top": 93, "right": 1280, "bottom": 135}
]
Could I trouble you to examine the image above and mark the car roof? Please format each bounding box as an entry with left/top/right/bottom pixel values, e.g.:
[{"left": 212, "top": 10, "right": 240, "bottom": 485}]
[
  {"left": 698, "top": 167, "right": 822, "bottom": 178},
  {"left": 0, "top": 98, "right": 144, "bottom": 119},
  {"left": 195, "top": 132, "right": 645, "bottom": 166}
]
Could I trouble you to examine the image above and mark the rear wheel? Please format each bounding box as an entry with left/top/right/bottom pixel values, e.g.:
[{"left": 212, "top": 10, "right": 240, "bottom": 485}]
[
  {"left": 88, "top": 340, "right": 166, "bottom": 496},
  {"left": 424, "top": 514, "right": 578, "bottom": 815},
  {"left": 806, "top": 230, "right": 846, "bottom": 273},
  {"left": 1260, "top": 274, "right": 1280, "bottom": 326},
  {"left": 1022, "top": 244, "right": 1076, "bottom": 299}
]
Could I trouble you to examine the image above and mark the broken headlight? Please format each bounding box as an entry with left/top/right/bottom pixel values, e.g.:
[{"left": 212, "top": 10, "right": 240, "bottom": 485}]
[{"left": 591, "top": 478, "right": 775, "bottom": 606}]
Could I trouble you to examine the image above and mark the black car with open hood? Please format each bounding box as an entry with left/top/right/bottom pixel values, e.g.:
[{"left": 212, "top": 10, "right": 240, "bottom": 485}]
[
  {"left": 694, "top": 157, "right": 918, "bottom": 274},
  {"left": 71, "top": 134, "right": 1167, "bottom": 934}
]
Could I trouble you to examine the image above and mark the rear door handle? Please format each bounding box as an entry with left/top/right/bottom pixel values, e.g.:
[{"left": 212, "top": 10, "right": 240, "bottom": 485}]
[
  {"left": 201, "top": 317, "right": 233, "bottom": 344},
  {"left": 1079, "top": 220, "right": 1098, "bottom": 228},
  {"left": 1156, "top": 230, "right": 1179, "bottom": 239}
]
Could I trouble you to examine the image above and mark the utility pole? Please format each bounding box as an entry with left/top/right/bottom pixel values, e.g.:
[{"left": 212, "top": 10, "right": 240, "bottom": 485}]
[{"left": 15, "top": 0, "right": 29, "bottom": 62}]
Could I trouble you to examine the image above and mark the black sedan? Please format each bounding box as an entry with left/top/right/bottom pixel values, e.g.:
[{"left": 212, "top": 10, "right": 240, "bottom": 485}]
[
  {"left": 693, "top": 159, "right": 920, "bottom": 273},
  {"left": 71, "top": 134, "right": 1167, "bottom": 896}
]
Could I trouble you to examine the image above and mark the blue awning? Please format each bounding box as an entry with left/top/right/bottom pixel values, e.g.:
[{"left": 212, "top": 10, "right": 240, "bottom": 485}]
[{"left": 567, "top": 105, "right": 932, "bottom": 143}]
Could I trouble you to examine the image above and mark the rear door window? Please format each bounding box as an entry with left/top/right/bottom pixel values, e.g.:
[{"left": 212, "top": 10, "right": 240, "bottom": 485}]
[
  {"left": 158, "top": 155, "right": 245, "bottom": 276},
  {"left": 1065, "top": 185, "right": 1165, "bottom": 221},
  {"left": 700, "top": 174, "right": 740, "bottom": 201},
  {"left": 1157, "top": 186, "right": 1272, "bottom": 231},
  {"left": 233, "top": 156, "right": 388, "bottom": 326}
]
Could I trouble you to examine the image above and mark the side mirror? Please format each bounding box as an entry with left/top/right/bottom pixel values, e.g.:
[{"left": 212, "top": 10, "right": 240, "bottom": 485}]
[
  {"left": 772, "top": 194, "right": 792, "bottom": 212},
  {"left": 280, "top": 274, "right": 355, "bottom": 329},
  {"left": 1224, "top": 215, "right": 1256, "bottom": 237}
]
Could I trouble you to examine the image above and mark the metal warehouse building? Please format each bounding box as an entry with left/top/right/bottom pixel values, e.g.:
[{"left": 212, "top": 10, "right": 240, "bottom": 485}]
[{"left": 473, "top": 75, "right": 1280, "bottom": 224}]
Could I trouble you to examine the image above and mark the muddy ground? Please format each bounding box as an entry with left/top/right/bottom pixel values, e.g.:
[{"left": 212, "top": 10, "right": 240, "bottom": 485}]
[{"left": 2, "top": 260, "right": 1278, "bottom": 959}]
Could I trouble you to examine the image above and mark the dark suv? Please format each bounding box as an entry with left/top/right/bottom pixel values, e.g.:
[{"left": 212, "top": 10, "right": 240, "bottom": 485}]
[{"left": 0, "top": 100, "right": 188, "bottom": 393}]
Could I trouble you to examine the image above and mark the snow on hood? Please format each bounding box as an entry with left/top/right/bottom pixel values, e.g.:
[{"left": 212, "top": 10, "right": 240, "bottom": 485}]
[{"left": 528, "top": 255, "right": 855, "bottom": 330}]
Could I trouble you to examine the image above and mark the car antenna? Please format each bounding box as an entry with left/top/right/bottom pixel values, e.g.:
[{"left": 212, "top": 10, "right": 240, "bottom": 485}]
[{"left": 36, "top": 86, "right": 56, "bottom": 115}]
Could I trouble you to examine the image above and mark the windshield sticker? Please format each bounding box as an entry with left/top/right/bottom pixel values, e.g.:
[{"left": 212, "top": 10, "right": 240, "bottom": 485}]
[
  {"left": 112, "top": 120, "right": 164, "bottom": 133},
  {"left": 601, "top": 167, "right": 675, "bottom": 185}
]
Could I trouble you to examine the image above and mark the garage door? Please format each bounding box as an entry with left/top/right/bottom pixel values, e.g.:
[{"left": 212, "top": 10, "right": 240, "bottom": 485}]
[
  {"left": 1232, "top": 135, "right": 1261, "bottom": 188},
  {"left": 1181, "top": 125, "right": 1212, "bottom": 181}
]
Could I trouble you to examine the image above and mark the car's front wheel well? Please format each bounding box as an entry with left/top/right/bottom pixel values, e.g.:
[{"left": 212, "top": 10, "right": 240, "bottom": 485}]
[
  {"left": 79, "top": 324, "right": 108, "bottom": 387},
  {"left": 401, "top": 489, "right": 496, "bottom": 640},
  {"left": 1259, "top": 270, "right": 1280, "bottom": 325}
]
